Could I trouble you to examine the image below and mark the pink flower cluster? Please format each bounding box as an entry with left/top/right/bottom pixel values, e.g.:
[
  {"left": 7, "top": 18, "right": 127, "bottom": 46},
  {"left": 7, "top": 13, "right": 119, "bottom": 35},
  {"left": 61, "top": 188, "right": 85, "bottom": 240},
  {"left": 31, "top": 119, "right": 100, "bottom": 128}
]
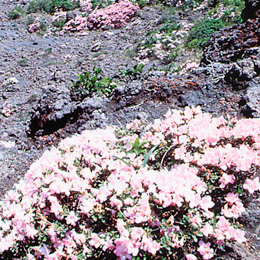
[
  {"left": 1, "top": 103, "right": 13, "bottom": 117},
  {"left": 64, "top": 15, "right": 88, "bottom": 31},
  {"left": 79, "top": 0, "right": 93, "bottom": 12},
  {"left": 0, "top": 106, "right": 259, "bottom": 259},
  {"left": 87, "top": 0, "right": 139, "bottom": 30},
  {"left": 28, "top": 17, "right": 41, "bottom": 33}
]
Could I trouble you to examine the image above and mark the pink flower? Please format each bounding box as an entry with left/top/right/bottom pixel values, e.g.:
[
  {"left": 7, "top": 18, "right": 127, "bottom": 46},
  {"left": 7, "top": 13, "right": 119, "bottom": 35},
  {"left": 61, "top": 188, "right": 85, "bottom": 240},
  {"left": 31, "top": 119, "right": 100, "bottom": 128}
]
[
  {"left": 66, "top": 211, "right": 79, "bottom": 226},
  {"left": 199, "top": 196, "right": 214, "bottom": 211},
  {"left": 141, "top": 235, "right": 160, "bottom": 255},
  {"left": 225, "top": 193, "right": 239, "bottom": 204},
  {"left": 243, "top": 177, "right": 260, "bottom": 194},
  {"left": 130, "top": 227, "right": 145, "bottom": 242},
  {"left": 117, "top": 219, "right": 129, "bottom": 237},
  {"left": 220, "top": 173, "right": 235, "bottom": 188},
  {"left": 110, "top": 195, "right": 123, "bottom": 211},
  {"left": 198, "top": 241, "right": 214, "bottom": 259},
  {"left": 49, "top": 180, "right": 71, "bottom": 196},
  {"left": 114, "top": 237, "right": 134, "bottom": 259},
  {"left": 216, "top": 216, "right": 230, "bottom": 231},
  {"left": 186, "top": 254, "right": 198, "bottom": 260},
  {"left": 49, "top": 196, "right": 63, "bottom": 217},
  {"left": 200, "top": 223, "right": 213, "bottom": 237},
  {"left": 90, "top": 233, "right": 105, "bottom": 248},
  {"left": 232, "top": 229, "right": 246, "bottom": 244}
]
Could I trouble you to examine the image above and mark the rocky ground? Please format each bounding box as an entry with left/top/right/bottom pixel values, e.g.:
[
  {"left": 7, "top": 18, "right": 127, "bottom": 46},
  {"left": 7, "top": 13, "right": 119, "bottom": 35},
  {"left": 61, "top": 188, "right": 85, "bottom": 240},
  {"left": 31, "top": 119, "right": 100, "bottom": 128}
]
[{"left": 0, "top": 0, "right": 259, "bottom": 258}]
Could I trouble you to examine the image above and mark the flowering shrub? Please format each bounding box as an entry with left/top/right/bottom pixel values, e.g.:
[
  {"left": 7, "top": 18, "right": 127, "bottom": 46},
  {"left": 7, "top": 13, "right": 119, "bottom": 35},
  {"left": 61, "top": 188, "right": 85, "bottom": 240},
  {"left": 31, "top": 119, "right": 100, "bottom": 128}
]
[
  {"left": 1, "top": 103, "right": 14, "bottom": 117},
  {"left": 64, "top": 15, "right": 88, "bottom": 31},
  {"left": 87, "top": 0, "right": 139, "bottom": 30},
  {"left": 28, "top": 17, "right": 41, "bottom": 33},
  {"left": 0, "top": 106, "right": 259, "bottom": 259}
]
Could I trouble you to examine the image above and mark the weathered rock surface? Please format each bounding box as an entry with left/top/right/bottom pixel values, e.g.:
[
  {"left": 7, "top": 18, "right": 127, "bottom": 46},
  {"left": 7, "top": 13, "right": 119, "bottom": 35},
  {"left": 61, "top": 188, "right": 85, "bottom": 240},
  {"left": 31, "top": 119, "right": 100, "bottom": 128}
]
[
  {"left": 242, "top": 0, "right": 260, "bottom": 21},
  {"left": 201, "top": 18, "right": 260, "bottom": 64}
]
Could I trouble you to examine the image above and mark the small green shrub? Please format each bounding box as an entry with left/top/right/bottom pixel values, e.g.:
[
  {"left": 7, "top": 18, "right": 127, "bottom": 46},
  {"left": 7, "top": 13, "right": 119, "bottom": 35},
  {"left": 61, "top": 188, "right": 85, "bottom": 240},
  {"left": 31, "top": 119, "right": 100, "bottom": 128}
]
[
  {"left": 52, "top": 19, "right": 66, "bottom": 30},
  {"left": 119, "top": 63, "right": 144, "bottom": 80},
  {"left": 8, "top": 6, "right": 25, "bottom": 19},
  {"left": 220, "top": 0, "right": 244, "bottom": 25},
  {"left": 70, "top": 67, "right": 116, "bottom": 101},
  {"left": 17, "top": 58, "right": 29, "bottom": 67},
  {"left": 185, "top": 18, "right": 224, "bottom": 49},
  {"left": 91, "top": 0, "right": 115, "bottom": 9},
  {"left": 27, "top": 0, "right": 80, "bottom": 14},
  {"left": 159, "top": 21, "right": 181, "bottom": 35},
  {"left": 177, "top": 0, "right": 205, "bottom": 11}
]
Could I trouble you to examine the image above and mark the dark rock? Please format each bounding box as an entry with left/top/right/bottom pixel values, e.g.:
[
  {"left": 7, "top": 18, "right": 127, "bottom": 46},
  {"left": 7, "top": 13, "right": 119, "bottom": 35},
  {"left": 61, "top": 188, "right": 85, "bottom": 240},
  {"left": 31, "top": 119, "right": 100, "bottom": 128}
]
[
  {"left": 28, "top": 85, "right": 76, "bottom": 137},
  {"left": 225, "top": 59, "right": 256, "bottom": 90},
  {"left": 240, "top": 84, "right": 260, "bottom": 117},
  {"left": 66, "top": 11, "right": 76, "bottom": 22},
  {"left": 242, "top": 0, "right": 260, "bottom": 21},
  {"left": 201, "top": 18, "right": 260, "bottom": 65}
]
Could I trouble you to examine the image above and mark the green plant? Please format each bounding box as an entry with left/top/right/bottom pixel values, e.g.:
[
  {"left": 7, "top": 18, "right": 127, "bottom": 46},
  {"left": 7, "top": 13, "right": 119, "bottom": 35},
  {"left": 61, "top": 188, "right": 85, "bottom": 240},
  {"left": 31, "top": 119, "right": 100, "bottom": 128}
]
[
  {"left": 27, "top": 94, "right": 38, "bottom": 103},
  {"left": 185, "top": 18, "right": 224, "bottom": 49},
  {"left": 91, "top": 0, "right": 114, "bottom": 9},
  {"left": 8, "top": 6, "right": 25, "bottom": 19},
  {"left": 159, "top": 21, "right": 181, "bottom": 35},
  {"left": 167, "top": 46, "right": 180, "bottom": 62},
  {"left": 119, "top": 63, "right": 144, "bottom": 80},
  {"left": 70, "top": 67, "right": 116, "bottom": 101},
  {"left": 177, "top": 0, "right": 205, "bottom": 11},
  {"left": 17, "top": 58, "right": 29, "bottom": 67},
  {"left": 52, "top": 19, "right": 66, "bottom": 30},
  {"left": 220, "top": 0, "right": 244, "bottom": 24},
  {"left": 27, "top": 0, "right": 80, "bottom": 14}
]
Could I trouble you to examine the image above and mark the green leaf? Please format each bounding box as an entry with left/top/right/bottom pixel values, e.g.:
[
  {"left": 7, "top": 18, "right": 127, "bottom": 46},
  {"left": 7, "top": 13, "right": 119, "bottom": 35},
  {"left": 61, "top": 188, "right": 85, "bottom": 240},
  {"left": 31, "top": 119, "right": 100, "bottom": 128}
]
[
  {"left": 113, "top": 156, "right": 131, "bottom": 167},
  {"left": 142, "top": 143, "right": 160, "bottom": 168}
]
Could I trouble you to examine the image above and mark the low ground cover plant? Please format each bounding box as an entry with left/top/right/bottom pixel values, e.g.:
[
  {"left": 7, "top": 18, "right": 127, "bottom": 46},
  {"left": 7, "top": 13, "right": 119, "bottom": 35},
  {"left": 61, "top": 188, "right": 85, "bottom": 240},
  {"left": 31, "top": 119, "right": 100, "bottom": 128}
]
[
  {"left": 119, "top": 63, "right": 144, "bottom": 80},
  {"left": 8, "top": 6, "right": 25, "bottom": 20},
  {"left": 27, "top": 0, "right": 80, "bottom": 15},
  {"left": 185, "top": 18, "right": 224, "bottom": 49},
  {"left": 70, "top": 67, "right": 116, "bottom": 101},
  {"left": 0, "top": 106, "right": 259, "bottom": 259}
]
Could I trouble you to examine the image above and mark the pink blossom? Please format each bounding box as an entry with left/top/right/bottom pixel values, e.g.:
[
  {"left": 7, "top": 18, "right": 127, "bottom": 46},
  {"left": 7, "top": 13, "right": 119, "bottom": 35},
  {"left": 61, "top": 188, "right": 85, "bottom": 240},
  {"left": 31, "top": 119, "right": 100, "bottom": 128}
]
[
  {"left": 141, "top": 235, "right": 160, "bottom": 255},
  {"left": 110, "top": 195, "right": 123, "bottom": 211},
  {"left": 117, "top": 219, "right": 129, "bottom": 237},
  {"left": 114, "top": 237, "right": 134, "bottom": 259},
  {"left": 199, "top": 196, "right": 214, "bottom": 211},
  {"left": 48, "top": 196, "right": 63, "bottom": 217},
  {"left": 130, "top": 227, "right": 145, "bottom": 242},
  {"left": 90, "top": 233, "right": 105, "bottom": 248},
  {"left": 225, "top": 193, "right": 239, "bottom": 204},
  {"left": 49, "top": 179, "right": 71, "bottom": 196},
  {"left": 186, "top": 254, "right": 198, "bottom": 260},
  {"left": 200, "top": 223, "right": 214, "bottom": 237},
  {"left": 220, "top": 173, "right": 235, "bottom": 188},
  {"left": 243, "top": 177, "right": 260, "bottom": 194},
  {"left": 28, "top": 17, "right": 40, "bottom": 33},
  {"left": 198, "top": 241, "right": 214, "bottom": 259},
  {"left": 216, "top": 216, "right": 230, "bottom": 231},
  {"left": 66, "top": 211, "right": 79, "bottom": 226}
]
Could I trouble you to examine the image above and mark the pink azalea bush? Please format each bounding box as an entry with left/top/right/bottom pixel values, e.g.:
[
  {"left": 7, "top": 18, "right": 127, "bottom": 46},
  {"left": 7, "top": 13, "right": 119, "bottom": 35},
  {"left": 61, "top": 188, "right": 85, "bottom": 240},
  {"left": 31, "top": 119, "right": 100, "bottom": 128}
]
[
  {"left": 87, "top": 0, "right": 139, "bottom": 30},
  {"left": 28, "top": 17, "right": 41, "bottom": 33},
  {"left": 0, "top": 106, "right": 259, "bottom": 259},
  {"left": 64, "top": 15, "right": 88, "bottom": 31}
]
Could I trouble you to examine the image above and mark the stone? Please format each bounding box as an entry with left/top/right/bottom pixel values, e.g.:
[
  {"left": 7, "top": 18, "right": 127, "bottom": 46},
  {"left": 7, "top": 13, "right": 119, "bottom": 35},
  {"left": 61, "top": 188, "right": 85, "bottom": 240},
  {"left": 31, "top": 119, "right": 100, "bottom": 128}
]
[
  {"left": 242, "top": 0, "right": 260, "bottom": 21},
  {"left": 241, "top": 84, "right": 260, "bottom": 118},
  {"left": 2, "top": 77, "right": 18, "bottom": 87}
]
